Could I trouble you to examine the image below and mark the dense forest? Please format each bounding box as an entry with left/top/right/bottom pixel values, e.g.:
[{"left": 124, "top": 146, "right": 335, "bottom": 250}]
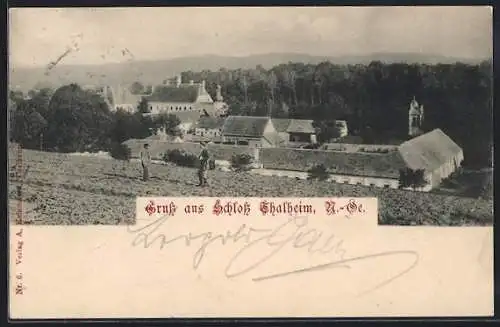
[
  {"left": 9, "top": 60, "right": 493, "bottom": 169},
  {"left": 180, "top": 60, "right": 493, "bottom": 168}
]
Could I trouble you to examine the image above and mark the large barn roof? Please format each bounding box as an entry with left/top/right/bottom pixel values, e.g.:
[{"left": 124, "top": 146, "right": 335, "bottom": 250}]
[
  {"left": 261, "top": 148, "right": 407, "bottom": 179},
  {"left": 271, "top": 118, "right": 292, "bottom": 133},
  {"left": 398, "top": 129, "right": 463, "bottom": 172},
  {"left": 172, "top": 111, "right": 203, "bottom": 124},
  {"left": 222, "top": 116, "right": 270, "bottom": 138},
  {"left": 147, "top": 85, "right": 199, "bottom": 103},
  {"left": 197, "top": 116, "right": 226, "bottom": 129},
  {"left": 287, "top": 119, "right": 316, "bottom": 134}
]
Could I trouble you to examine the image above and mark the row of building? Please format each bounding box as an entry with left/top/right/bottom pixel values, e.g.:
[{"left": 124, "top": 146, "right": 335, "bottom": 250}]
[{"left": 77, "top": 76, "right": 465, "bottom": 192}]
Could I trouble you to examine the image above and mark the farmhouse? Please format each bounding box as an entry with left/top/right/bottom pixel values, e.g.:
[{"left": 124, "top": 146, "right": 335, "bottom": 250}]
[
  {"left": 270, "top": 118, "right": 319, "bottom": 145},
  {"left": 194, "top": 116, "right": 226, "bottom": 138},
  {"left": 221, "top": 116, "right": 279, "bottom": 147},
  {"left": 399, "top": 128, "right": 464, "bottom": 188},
  {"left": 287, "top": 119, "right": 317, "bottom": 143}
]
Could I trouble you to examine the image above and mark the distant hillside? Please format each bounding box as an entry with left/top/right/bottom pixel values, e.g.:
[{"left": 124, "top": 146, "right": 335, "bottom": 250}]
[{"left": 9, "top": 52, "right": 489, "bottom": 92}]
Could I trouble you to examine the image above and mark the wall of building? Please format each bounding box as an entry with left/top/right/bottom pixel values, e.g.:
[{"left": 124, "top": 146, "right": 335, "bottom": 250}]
[
  {"left": 149, "top": 101, "right": 196, "bottom": 114},
  {"left": 115, "top": 104, "right": 136, "bottom": 113},
  {"left": 322, "top": 143, "right": 398, "bottom": 153},
  {"left": 194, "top": 128, "right": 222, "bottom": 137},
  {"left": 289, "top": 132, "right": 316, "bottom": 143}
]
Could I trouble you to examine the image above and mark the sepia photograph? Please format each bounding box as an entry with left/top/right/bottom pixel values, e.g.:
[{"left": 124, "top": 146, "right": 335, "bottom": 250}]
[{"left": 8, "top": 6, "right": 493, "bottom": 226}]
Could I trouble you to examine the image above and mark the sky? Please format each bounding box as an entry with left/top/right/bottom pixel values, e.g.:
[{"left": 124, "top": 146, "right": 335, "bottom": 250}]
[{"left": 9, "top": 6, "right": 492, "bottom": 68}]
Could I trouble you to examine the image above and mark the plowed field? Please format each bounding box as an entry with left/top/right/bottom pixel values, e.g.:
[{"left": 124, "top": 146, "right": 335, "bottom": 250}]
[{"left": 8, "top": 149, "right": 493, "bottom": 226}]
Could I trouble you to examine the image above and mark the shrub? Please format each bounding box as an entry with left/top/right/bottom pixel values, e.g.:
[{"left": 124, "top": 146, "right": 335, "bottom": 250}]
[
  {"left": 307, "top": 164, "right": 330, "bottom": 181},
  {"left": 110, "top": 143, "right": 131, "bottom": 161},
  {"left": 398, "top": 168, "right": 427, "bottom": 190},
  {"left": 231, "top": 153, "right": 254, "bottom": 171},
  {"left": 162, "top": 149, "right": 199, "bottom": 168}
]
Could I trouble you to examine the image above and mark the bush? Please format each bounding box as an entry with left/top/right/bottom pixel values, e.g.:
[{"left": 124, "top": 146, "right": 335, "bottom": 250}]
[
  {"left": 231, "top": 153, "right": 254, "bottom": 171},
  {"left": 110, "top": 143, "right": 131, "bottom": 161},
  {"left": 162, "top": 149, "right": 199, "bottom": 168},
  {"left": 307, "top": 164, "right": 330, "bottom": 181}
]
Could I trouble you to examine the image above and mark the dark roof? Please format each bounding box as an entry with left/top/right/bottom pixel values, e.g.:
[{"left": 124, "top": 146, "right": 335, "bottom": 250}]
[
  {"left": 271, "top": 118, "right": 291, "bottom": 132},
  {"left": 261, "top": 148, "right": 407, "bottom": 179},
  {"left": 398, "top": 129, "right": 463, "bottom": 172},
  {"left": 222, "top": 116, "right": 270, "bottom": 137},
  {"left": 147, "top": 85, "right": 199, "bottom": 103},
  {"left": 287, "top": 119, "right": 316, "bottom": 134},
  {"left": 197, "top": 116, "right": 226, "bottom": 129}
]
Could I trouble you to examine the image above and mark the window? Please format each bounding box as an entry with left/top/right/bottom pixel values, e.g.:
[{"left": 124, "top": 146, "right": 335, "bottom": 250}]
[
  {"left": 370, "top": 183, "right": 375, "bottom": 187},
  {"left": 201, "top": 132, "right": 204, "bottom": 136},
  {"left": 384, "top": 184, "right": 390, "bottom": 188},
  {"left": 184, "top": 106, "right": 187, "bottom": 110},
  {"left": 356, "top": 182, "right": 362, "bottom": 185},
  {"left": 343, "top": 180, "right": 349, "bottom": 184}
]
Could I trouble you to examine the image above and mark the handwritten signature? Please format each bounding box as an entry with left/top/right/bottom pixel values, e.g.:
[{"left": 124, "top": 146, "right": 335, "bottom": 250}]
[{"left": 127, "top": 215, "right": 419, "bottom": 295}]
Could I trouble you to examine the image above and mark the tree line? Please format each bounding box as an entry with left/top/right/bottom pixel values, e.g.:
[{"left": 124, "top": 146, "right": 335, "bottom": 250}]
[
  {"left": 181, "top": 60, "right": 492, "bottom": 168},
  {"left": 9, "top": 60, "right": 493, "bottom": 169}
]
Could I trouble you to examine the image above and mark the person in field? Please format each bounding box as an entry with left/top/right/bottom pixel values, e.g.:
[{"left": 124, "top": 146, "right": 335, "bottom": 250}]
[
  {"left": 140, "top": 143, "right": 151, "bottom": 181},
  {"left": 197, "top": 142, "right": 210, "bottom": 187}
]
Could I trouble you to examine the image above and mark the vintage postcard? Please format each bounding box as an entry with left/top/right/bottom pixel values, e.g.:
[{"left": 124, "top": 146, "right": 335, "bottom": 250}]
[{"left": 8, "top": 6, "right": 493, "bottom": 318}]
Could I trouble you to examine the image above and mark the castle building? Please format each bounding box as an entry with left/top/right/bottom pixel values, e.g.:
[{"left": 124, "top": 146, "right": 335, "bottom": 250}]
[
  {"left": 145, "top": 75, "right": 227, "bottom": 116},
  {"left": 408, "top": 96, "right": 424, "bottom": 137}
]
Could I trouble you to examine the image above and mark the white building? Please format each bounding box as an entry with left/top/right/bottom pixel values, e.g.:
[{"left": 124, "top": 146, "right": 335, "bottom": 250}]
[
  {"left": 259, "top": 128, "right": 463, "bottom": 191},
  {"left": 146, "top": 75, "right": 226, "bottom": 116},
  {"left": 194, "top": 116, "right": 226, "bottom": 139}
]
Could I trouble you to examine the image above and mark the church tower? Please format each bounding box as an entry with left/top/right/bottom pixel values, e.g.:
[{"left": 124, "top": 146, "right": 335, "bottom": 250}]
[
  {"left": 215, "top": 84, "right": 224, "bottom": 102},
  {"left": 408, "top": 96, "right": 423, "bottom": 137}
]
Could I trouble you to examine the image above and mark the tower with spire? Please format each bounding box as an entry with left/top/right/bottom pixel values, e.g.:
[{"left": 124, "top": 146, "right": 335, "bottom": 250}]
[{"left": 408, "top": 96, "right": 424, "bottom": 137}]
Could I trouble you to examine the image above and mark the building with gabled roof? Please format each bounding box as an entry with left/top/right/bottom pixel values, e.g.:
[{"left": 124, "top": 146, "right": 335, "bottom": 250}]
[
  {"left": 399, "top": 128, "right": 463, "bottom": 188},
  {"left": 194, "top": 116, "right": 226, "bottom": 139},
  {"left": 145, "top": 75, "right": 228, "bottom": 117},
  {"left": 286, "top": 119, "right": 317, "bottom": 143},
  {"left": 221, "top": 116, "right": 279, "bottom": 147}
]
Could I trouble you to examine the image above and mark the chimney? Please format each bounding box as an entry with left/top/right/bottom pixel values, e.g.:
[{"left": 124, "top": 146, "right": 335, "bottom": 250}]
[
  {"left": 176, "top": 75, "right": 181, "bottom": 87},
  {"left": 189, "top": 80, "right": 194, "bottom": 85}
]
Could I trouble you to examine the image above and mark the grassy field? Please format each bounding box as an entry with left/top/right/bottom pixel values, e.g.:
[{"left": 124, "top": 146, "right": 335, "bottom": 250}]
[{"left": 8, "top": 148, "right": 493, "bottom": 226}]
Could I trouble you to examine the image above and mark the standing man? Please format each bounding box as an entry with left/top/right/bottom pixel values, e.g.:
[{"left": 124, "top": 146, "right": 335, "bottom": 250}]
[
  {"left": 197, "top": 142, "right": 210, "bottom": 187},
  {"left": 140, "top": 143, "right": 151, "bottom": 181}
]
